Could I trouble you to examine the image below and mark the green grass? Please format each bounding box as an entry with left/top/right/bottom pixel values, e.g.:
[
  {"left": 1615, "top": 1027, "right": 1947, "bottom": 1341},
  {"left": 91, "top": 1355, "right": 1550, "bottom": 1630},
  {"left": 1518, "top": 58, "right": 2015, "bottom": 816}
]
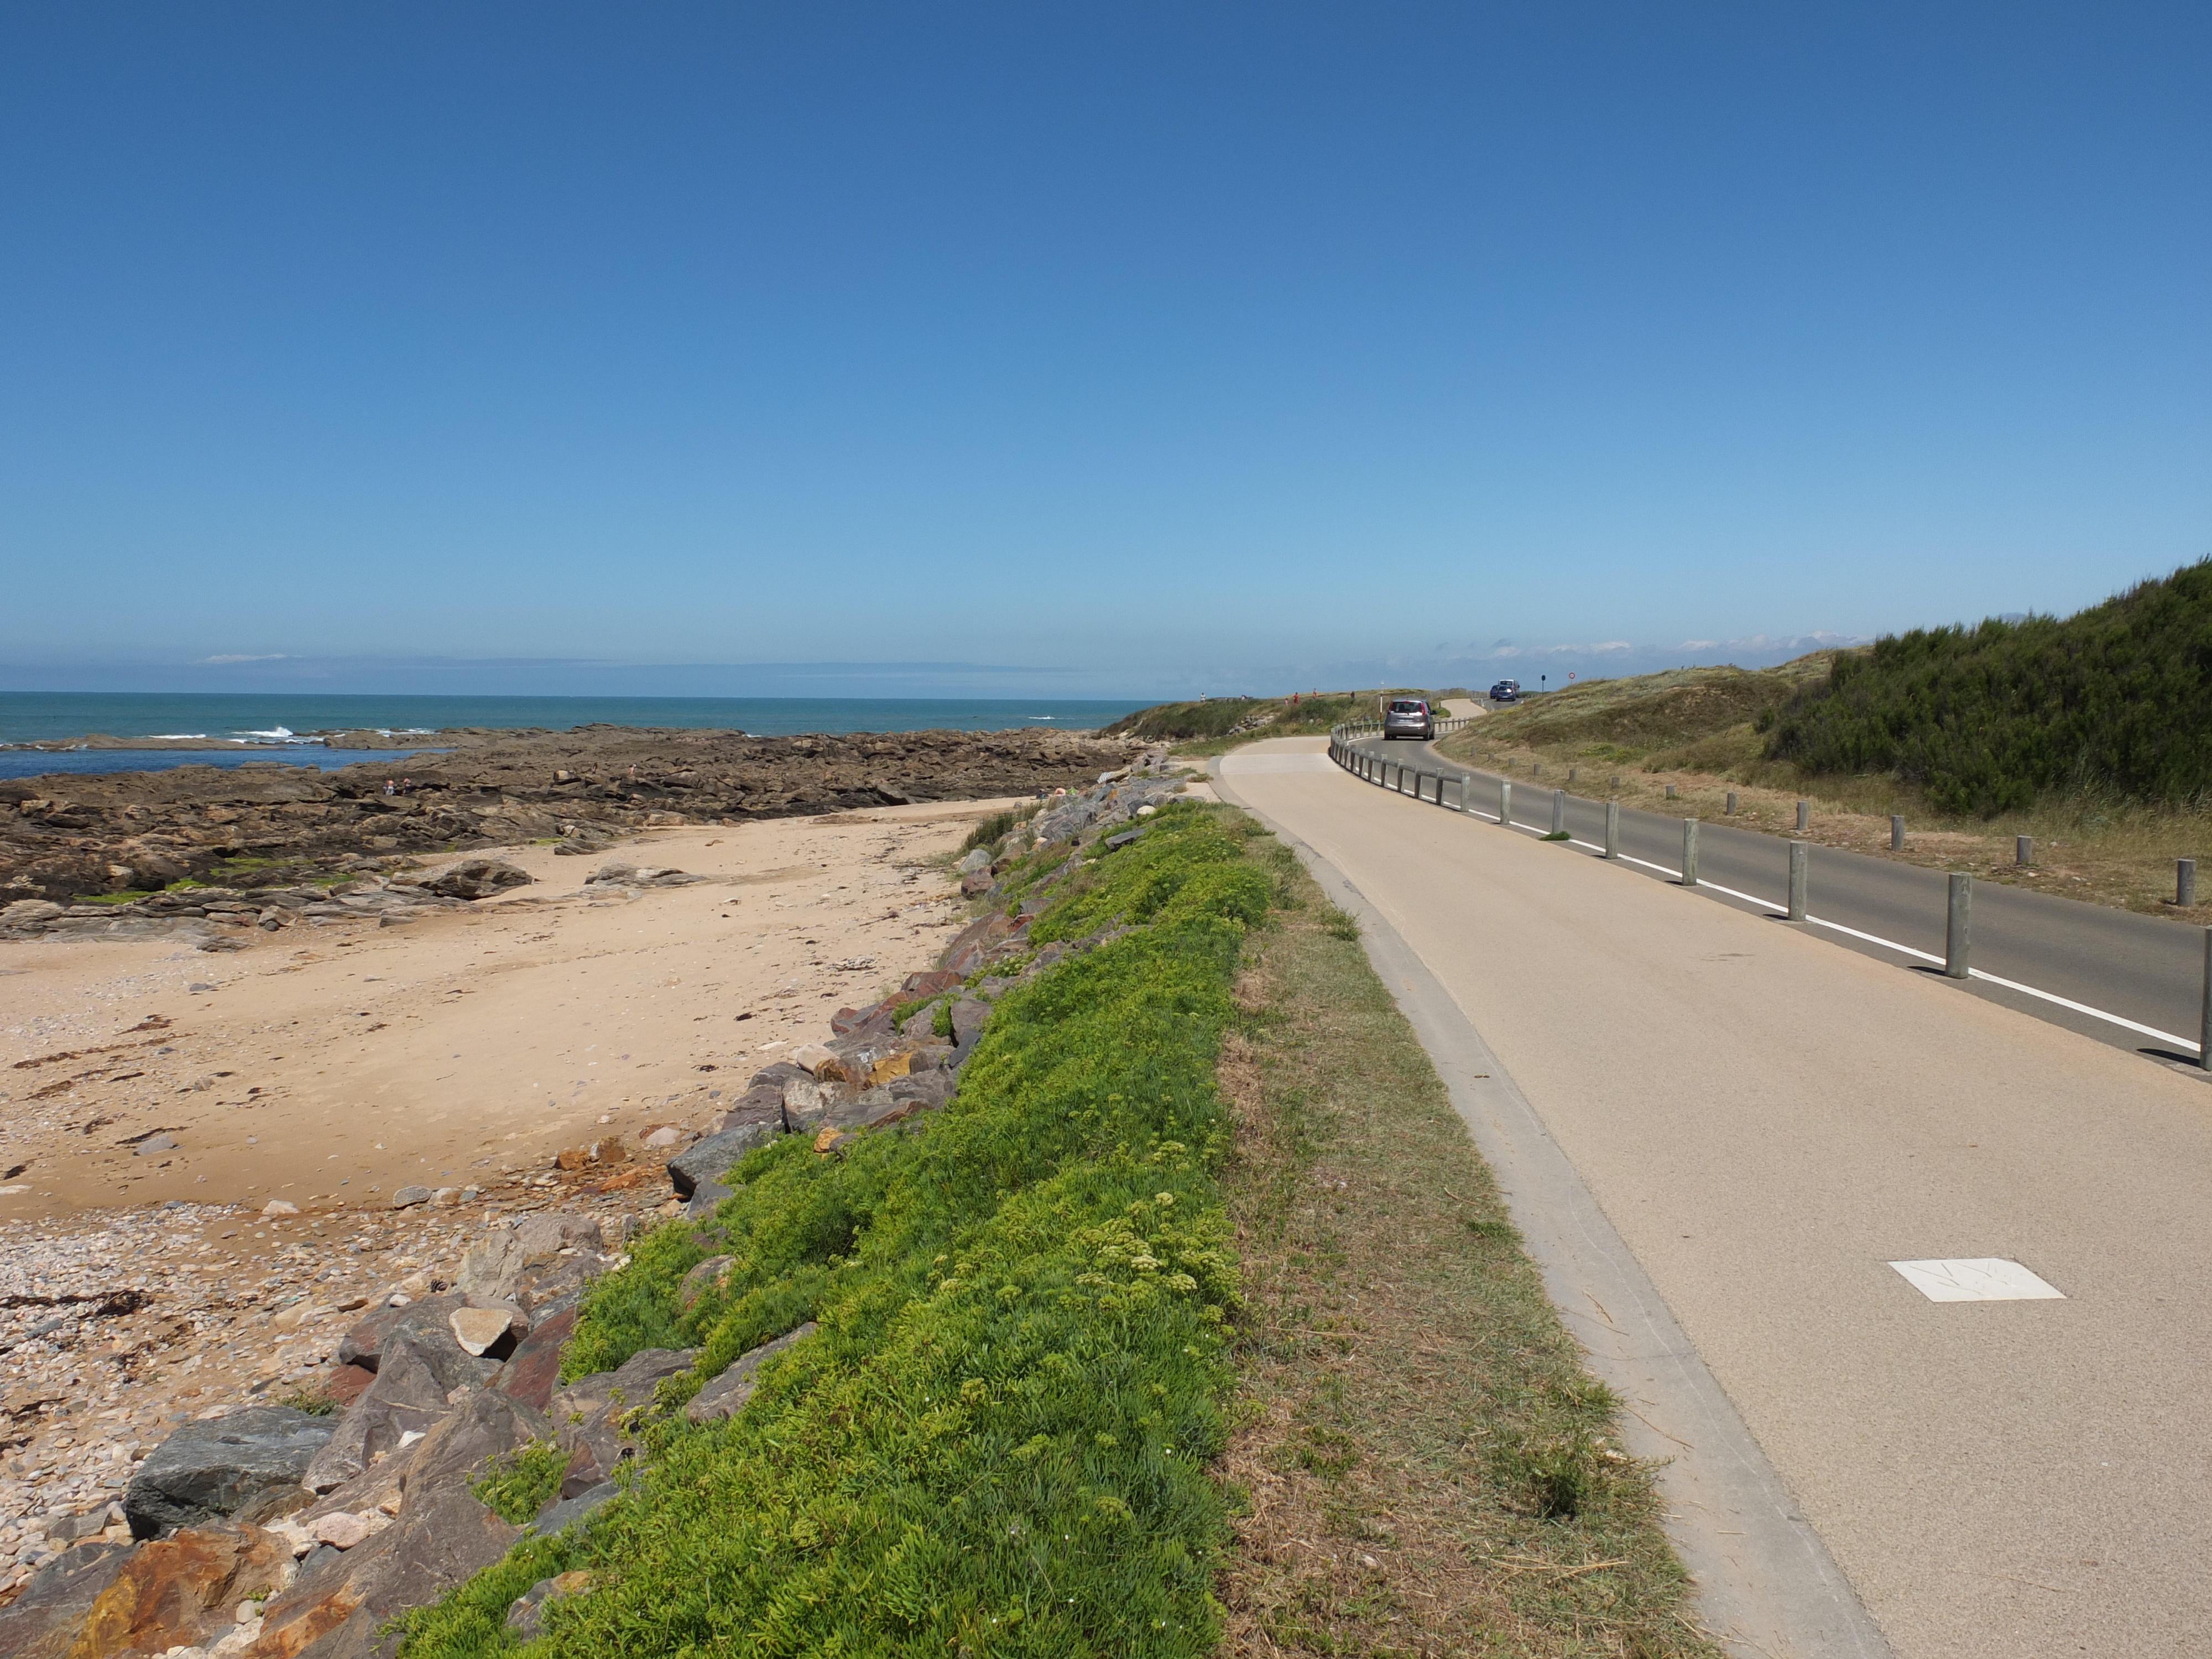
[
  {"left": 397, "top": 802, "right": 1274, "bottom": 1658},
  {"left": 1770, "top": 559, "right": 2212, "bottom": 813},
  {"left": 473, "top": 1442, "right": 570, "bottom": 1525},
  {"left": 71, "top": 890, "right": 155, "bottom": 906}
]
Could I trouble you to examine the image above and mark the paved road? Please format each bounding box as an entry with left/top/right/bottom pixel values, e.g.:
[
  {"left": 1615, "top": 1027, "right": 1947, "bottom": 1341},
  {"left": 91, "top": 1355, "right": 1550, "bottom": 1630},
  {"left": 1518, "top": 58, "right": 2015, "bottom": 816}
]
[
  {"left": 1216, "top": 738, "right": 2212, "bottom": 1659},
  {"left": 1342, "top": 733, "right": 2208, "bottom": 1064}
]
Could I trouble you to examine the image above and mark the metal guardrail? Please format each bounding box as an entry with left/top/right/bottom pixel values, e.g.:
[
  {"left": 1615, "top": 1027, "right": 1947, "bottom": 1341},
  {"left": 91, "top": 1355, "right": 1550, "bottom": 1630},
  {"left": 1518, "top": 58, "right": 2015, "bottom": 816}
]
[{"left": 1324, "top": 722, "right": 2212, "bottom": 1069}]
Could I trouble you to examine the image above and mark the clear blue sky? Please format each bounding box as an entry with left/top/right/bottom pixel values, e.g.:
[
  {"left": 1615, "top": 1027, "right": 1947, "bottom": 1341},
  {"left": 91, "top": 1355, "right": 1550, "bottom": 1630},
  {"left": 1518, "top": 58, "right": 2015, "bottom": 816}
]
[{"left": 3, "top": 3, "right": 2204, "bottom": 697}]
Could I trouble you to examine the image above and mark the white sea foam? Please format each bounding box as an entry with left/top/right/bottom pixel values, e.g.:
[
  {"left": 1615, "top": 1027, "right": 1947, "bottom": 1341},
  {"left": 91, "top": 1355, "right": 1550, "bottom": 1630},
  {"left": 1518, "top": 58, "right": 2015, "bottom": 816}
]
[{"left": 144, "top": 733, "right": 210, "bottom": 740}]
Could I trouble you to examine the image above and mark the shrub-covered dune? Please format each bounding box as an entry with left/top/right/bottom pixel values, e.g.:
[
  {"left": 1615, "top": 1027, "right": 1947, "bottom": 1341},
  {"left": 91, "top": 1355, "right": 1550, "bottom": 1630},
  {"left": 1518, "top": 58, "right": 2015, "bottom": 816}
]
[{"left": 1770, "top": 560, "right": 2212, "bottom": 815}]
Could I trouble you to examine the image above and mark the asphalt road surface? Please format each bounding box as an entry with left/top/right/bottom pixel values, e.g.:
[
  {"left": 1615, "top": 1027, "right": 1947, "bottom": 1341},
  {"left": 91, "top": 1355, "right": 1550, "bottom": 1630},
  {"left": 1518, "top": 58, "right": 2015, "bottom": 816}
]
[
  {"left": 1217, "top": 738, "right": 2212, "bottom": 1659},
  {"left": 1342, "top": 732, "right": 2208, "bottom": 1065}
]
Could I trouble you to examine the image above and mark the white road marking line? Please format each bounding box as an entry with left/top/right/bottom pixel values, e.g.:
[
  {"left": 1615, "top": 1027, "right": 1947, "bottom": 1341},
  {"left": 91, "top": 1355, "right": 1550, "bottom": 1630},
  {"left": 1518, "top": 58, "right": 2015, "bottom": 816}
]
[
  {"left": 1344, "top": 751, "right": 2205, "bottom": 1055},
  {"left": 1889, "top": 1258, "right": 2065, "bottom": 1302}
]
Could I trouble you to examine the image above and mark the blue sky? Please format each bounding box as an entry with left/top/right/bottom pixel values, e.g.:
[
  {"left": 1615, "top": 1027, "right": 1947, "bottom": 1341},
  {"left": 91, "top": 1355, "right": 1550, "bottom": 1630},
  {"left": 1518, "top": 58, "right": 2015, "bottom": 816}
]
[{"left": 2, "top": 3, "right": 2204, "bottom": 697}]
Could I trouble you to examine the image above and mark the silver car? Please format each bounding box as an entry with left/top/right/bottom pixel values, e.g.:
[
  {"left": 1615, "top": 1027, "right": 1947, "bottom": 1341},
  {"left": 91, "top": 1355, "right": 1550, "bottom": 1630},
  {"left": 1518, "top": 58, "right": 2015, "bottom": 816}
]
[{"left": 1381, "top": 697, "right": 1435, "bottom": 740}]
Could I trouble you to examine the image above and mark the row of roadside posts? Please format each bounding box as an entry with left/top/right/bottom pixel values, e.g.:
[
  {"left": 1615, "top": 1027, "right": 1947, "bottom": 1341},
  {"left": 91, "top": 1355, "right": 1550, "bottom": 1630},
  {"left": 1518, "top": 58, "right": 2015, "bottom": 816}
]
[{"left": 1327, "top": 728, "right": 2212, "bottom": 1073}]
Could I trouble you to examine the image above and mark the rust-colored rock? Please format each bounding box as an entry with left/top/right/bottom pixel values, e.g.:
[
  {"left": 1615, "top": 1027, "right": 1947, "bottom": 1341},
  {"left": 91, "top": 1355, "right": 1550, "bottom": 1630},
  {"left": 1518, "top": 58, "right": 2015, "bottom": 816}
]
[
  {"left": 487, "top": 1303, "right": 577, "bottom": 1412},
  {"left": 66, "top": 1522, "right": 289, "bottom": 1659}
]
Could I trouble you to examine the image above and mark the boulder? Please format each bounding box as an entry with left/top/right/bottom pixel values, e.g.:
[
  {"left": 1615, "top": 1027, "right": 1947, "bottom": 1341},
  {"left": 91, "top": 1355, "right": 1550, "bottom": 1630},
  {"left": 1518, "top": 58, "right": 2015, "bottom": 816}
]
[
  {"left": 948, "top": 998, "right": 991, "bottom": 1063},
  {"left": 523, "top": 1479, "right": 617, "bottom": 1540},
  {"left": 550, "top": 1348, "right": 697, "bottom": 1495},
  {"left": 390, "top": 1184, "right": 432, "bottom": 1208},
  {"left": 313, "top": 1511, "right": 373, "bottom": 1550},
  {"left": 786, "top": 1042, "right": 848, "bottom": 1081},
  {"left": 123, "top": 1408, "right": 338, "bottom": 1540},
  {"left": 899, "top": 968, "right": 964, "bottom": 998},
  {"left": 685, "top": 1179, "right": 733, "bottom": 1219},
  {"left": 487, "top": 1304, "right": 579, "bottom": 1413},
  {"left": 942, "top": 912, "right": 1015, "bottom": 975},
  {"left": 505, "top": 1568, "right": 596, "bottom": 1641},
  {"left": 332, "top": 1295, "right": 492, "bottom": 1391},
  {"left": 299, "top": 1334, "right": 472, "bottom": 1495},
  {"left": 828, "top": 999, "right": 896, "bottom": 1036},
  {"left": 664, "top": 1119, "right": 780, "bottom": 1198},
  {"left": 778, "top": 1074, "right": 855, "bottom": 1135},
  {"left": 956, "top": 848, "right": 992, "bottom": 874},
  {"left": 676, "top": 1255, "right": 733, "bottom": 1311},
  {"left": 251, "top": 1392, "right": 542, "bottom": 1659},
  {"left": 453, "top": 1214, "right": 606, "bottom": 1306},
  {"left": 684, "top": 1323, "right": 818, "bottom": 1426},
  {"left": 448, "top": 1304, "right": 528, "bottom": 1360},
  {"left": 746, "top": 1060, "right": 813, "bottom": 1092},
  {"left": 70, "top": 1522, "right": 290, "bottom": 1658},
  {"left": 0, "top": 1540, "right": 137, "bottom": 1659},
  {"left": 886, "top": 1068, "right": 957, "bottom": 1115},
  {"left": 421, "top": 859, "right": 531, "bottom": 900},
  {"left": 711, "top": 1083, "right": 785, "bottom": 1131}
]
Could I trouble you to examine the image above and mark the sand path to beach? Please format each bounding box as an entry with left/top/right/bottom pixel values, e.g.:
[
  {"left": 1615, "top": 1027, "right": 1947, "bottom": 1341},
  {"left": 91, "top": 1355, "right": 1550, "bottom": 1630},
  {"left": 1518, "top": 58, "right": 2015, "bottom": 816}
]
[{"left": 0, "top": 799, "right": 1020, "bottom": 1220}]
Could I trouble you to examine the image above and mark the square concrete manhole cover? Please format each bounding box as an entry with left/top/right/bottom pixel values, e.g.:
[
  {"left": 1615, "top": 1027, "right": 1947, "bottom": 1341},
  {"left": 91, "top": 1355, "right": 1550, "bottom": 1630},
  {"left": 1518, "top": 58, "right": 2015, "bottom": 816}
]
[{"left": 1888, "top": 1258, "right": 2065, "bottom": 1302}]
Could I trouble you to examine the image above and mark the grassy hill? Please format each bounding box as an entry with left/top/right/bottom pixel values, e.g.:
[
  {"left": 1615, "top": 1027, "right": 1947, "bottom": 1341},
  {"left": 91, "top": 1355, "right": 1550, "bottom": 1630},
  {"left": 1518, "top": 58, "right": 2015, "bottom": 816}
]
[
  {"left": 1768, "top": 561, "right": 2212, "bottom": 814},
  {"left": 1458, "top": 658, "right": 1839, "bottom": 774},
  {"left": 1105, "top": 689, "right": 1452, "bottom": 749}
]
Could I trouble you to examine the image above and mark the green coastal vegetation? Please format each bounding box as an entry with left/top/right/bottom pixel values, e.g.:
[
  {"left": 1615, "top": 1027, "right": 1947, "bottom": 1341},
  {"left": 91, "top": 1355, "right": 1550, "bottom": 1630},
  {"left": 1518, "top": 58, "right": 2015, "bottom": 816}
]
[
  {"left": 398, "top": 800, "right": 1708, "bottom": 1656},
  {"left": 1767, "top": 560, "right": 2212, "bottom": 814},
  {"left": 401, "top": 802, "right": 1261, "bottom": 1656}
]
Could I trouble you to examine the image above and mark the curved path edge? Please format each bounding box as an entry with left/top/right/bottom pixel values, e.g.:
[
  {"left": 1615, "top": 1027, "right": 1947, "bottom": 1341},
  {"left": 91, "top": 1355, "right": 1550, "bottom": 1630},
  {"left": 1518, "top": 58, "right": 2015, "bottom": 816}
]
[{"left": 1212, "top": 757, "right": 1892, "bottom": 1659}]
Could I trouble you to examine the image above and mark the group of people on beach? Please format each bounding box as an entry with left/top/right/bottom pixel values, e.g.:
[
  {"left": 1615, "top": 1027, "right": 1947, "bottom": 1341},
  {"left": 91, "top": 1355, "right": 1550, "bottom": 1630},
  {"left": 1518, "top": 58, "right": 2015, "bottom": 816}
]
[{"left": 380, "top": 777, "right": 421, "bottom": 797}]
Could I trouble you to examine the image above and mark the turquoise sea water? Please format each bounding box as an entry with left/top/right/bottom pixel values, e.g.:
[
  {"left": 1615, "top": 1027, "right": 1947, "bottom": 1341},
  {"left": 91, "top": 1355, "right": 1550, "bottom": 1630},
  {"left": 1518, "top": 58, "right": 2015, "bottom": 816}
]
[
  {"left": 0, "top": 693, "right": 1149, "bottom": 782},
  {"left": 0, "top": 692, "right": 1145, "bottom": 747}
]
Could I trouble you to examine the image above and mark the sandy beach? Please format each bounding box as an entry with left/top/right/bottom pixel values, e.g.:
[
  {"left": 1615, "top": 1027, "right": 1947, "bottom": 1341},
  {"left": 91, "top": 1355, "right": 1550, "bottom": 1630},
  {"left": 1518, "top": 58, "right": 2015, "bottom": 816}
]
[
  {"left": 0, "top": 800, "right": 1029, "bottom": 1218},
  {"left": 0, "top": 797, "right": 1042, "bottom": 1576}
]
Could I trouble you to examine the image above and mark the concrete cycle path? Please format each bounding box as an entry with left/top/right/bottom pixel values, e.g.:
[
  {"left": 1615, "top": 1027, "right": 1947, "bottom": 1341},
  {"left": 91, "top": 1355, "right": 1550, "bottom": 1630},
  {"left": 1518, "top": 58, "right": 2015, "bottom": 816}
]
[{"left": 1215, "top": 738, "right": 2212, "bottom": 1659}]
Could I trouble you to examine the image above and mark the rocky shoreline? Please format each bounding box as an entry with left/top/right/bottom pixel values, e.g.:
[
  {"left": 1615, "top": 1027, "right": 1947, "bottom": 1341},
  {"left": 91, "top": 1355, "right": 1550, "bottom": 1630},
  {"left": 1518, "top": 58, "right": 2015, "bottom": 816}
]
[
  {"left": 0, "top": 724, "right": 1139, "bottom": 904},
  {"left": 0, "top": 758, "right": 1190, "bottom": 1657}
]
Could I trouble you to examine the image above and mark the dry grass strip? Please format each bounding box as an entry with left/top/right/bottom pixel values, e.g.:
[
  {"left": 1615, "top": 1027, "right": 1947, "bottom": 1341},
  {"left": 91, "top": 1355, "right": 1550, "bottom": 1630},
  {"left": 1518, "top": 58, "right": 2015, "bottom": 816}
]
[{"left": 1215, "top": 838, "right": 1721, "bottom": 1658}]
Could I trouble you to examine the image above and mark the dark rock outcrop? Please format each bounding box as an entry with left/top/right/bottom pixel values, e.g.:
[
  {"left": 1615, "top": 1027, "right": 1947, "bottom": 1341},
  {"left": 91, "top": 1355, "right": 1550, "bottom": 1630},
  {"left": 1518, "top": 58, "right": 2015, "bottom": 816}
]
[
  {"left": 0, "top": 725, "right": 1139, "bottom": 902},
  {"left": 123, "top": 1408, "right": 337, "bottom": 1539}
]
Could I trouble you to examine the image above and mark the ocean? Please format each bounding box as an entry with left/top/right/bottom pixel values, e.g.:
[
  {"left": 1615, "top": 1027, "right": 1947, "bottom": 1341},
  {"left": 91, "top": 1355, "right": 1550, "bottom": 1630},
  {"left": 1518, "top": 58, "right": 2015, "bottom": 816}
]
[{"left": 0, "top": 692, "right": 1150, "bottom": 781}]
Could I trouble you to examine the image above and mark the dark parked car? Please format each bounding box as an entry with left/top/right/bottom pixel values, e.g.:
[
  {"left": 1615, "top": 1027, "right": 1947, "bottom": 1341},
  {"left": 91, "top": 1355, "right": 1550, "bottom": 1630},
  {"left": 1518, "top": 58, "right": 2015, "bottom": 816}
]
[
  {"left": 1489, "top": 680, "right": 1522, "bottom": 704},
  {"left": 1381, "top": 697, "right": 1435, "bottom": 740}
]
